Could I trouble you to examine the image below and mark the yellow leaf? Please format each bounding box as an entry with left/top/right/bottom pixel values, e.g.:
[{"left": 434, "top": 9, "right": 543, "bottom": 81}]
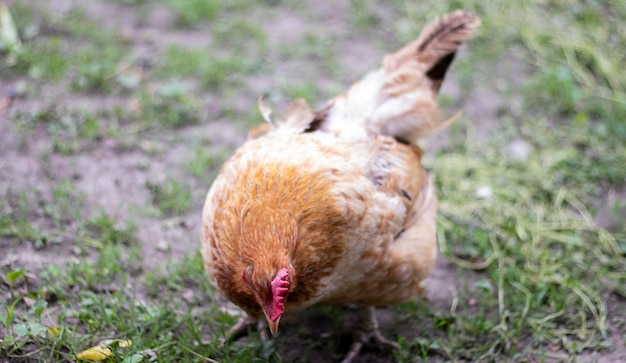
[
  {"left": 75, "top": 345, "right": 112, "bottom": 361},
  {"left": 118, "top": 339, "right": 132, "bottom": 348},
  {"left": 47, "top": 326, "right": 62, "bottom": 337}
]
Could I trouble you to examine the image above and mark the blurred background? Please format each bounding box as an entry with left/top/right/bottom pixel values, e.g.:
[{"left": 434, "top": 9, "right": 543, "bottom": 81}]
[{"left": 1, "top": 0, "right": 625, "bottom": 362}]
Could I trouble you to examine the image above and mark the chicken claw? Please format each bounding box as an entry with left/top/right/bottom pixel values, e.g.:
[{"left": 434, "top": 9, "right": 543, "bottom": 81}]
[
  {"left": 223, "top": 315, "right": 269, "bottom": 344},
  {"left": 341, "top": 307, "right": 400, "bottom": 363}
]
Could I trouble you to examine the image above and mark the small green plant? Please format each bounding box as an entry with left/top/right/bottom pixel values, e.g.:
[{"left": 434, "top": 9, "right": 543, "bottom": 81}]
[
  {"left": 7, "top": 6, "right": 128, "bottom": 92},
  {"left": 86, "top": 213, "right": 137, "bottom": 246},
  {"left": 11, "top": 106, "right": 113, "bottom": 154},
  {"left": 350, "top": 0, "right": 382, "bottom": 29},
  {"left": 1, "top": 191, "right": 54, "bottom": 249},
  {"left": 187, "top": 140, "right": 229, "bottom": 178},
  {"left": 200, "top": 55, "right": 259, "bottom": 90},
  {"left": 155, "top": 46, "right": 205, "bottom": 79},
  {"left": 279, "top": 32, "right": 338, "bottom": 74},
  {"left": 12, "top": 38, "right": 69, "bottom": 81},
  {"left": 155, "top": 45, "right": 266, "bottom": 92},
  {"left": 212, "top": 18, "right": 268, "bottom": 51},
  {"left": 139, "top": 81, "right": 203, "bottom": 128},
  {"left": 523, "top": 65, "right": 583, "bottom": 115},
  {"left": 146, "top": 177, "right": 191, "bottom": 216},
  {"left": 167, "top": 0, "right": 220, "bottom": 27},
  {"left": 69, "top": 47, "right": 123, "bottom": 92},
  {"left": 42, "top": 179, "right": 85, "bottom": 229}
]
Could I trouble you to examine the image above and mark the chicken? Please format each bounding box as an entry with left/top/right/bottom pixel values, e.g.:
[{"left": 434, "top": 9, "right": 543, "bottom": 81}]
[{"left": 201, "top": 11, "right": 479, "bottom": 362}]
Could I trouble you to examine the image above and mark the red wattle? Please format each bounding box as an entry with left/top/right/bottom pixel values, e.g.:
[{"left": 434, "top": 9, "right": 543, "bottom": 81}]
[{"left": 268, "top": 268, "right": 290, "bottom": 321}]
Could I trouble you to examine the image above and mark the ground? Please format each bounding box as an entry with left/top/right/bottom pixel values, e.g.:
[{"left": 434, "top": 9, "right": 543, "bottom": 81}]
[{"left": 1, "top": 0, "right": 625, "bottom": 362}]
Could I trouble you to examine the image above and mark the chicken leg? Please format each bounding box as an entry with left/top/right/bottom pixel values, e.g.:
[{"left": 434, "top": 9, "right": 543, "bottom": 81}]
[{"left": 341, "top": 307, "right": 400, "bottom": 363}]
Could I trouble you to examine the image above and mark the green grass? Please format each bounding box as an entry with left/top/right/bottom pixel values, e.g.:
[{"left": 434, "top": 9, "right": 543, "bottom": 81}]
[
  {"left": 1, "top": 0, "right": 625, "bottom": 362},
  {"left": 429, "top": 130, "right": 624, "bottom": 359},
  {"left": 9, "top": 105, "right": 128, "bottom": 155},
  {"left": 278, "top": 32, "right": 338, "bottom": 75},
  {"left": 166, "top": 0, "right": 220, "bottom": 28},
  {"left": 137, "top": 82, "right": 203, "bottom": 128},
  {"left": 6, "top": 7, "right": 131, "bottom": 92},
  {"left": 350, "top": 0, "right": 383, "bottom": 29},
  {"left": 397, "top": 0, "right": 626, "bottom": 360},
  {"left": 154, "top": 43, "right": 268, "bottom": 92},
  {"left": 146, "top": 178, "right": 192, "bottom": 216},
  {"left": 187, "top": 139, "right": 230, "bottom": 179}
]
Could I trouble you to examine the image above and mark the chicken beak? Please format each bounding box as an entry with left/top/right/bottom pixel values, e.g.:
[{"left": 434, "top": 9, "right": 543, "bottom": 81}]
[{"left": 266, "top": 315, "right": 281, "bottom": 336}]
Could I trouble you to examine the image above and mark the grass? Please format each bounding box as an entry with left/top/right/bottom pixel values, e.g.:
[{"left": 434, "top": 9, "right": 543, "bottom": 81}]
[
  {"left": 9, "top": 105, "right": 128, "bottom": 155},
  {"left": 137, "top": 81, "right": 204, "bottom": 129},
  {"left": 146, "top": 178, "right": 192, "bottom": 217},
  {"left": 277, "top": 32, "right": 338, "bottom": 76},
  {"left": 8, "top": 7, "right": 131, "bottom": 92},
  {"left": 1, "top": 0, "right": 625, "bottom": 362},
  {"left": 186, "top": 138, "right": 230, "bottom": 179},
  {"left": 430, "top": 133, "right": 623, "bottom": 358},
  {"left": 154, "top": 46, "right": 263, "bottom": 91}
]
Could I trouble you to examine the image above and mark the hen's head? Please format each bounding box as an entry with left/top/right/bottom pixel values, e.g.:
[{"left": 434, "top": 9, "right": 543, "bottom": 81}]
[{"left": 243, "top": 266, "right": 291, "bottom": 335}]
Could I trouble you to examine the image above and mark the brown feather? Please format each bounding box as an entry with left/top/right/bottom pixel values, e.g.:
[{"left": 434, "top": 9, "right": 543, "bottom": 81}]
[
  {"left": 203, "top": 141, "right": 350, "bottom": 316},
  {"left": 385, "top": 11, "right": 480, "bottom": 93}
]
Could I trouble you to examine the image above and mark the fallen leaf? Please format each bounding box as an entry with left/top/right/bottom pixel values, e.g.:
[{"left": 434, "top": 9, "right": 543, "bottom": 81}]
[
  {"left": 75, "top": 345, "right": 112, "bottom": 361},
  {"left": 75, "top": 339, "right": 132, "bottom": 360},
  {"left": 47, "top": 326, "right": 62, "bottom": 337},
  {"left": 548, "top": 344, "right": 561, "bottom": 351}
]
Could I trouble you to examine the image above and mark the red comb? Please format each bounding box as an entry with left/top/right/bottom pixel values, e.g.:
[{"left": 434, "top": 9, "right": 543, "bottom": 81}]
[{"left": 268, "top": 268, "right": 289, "bottom": 322}]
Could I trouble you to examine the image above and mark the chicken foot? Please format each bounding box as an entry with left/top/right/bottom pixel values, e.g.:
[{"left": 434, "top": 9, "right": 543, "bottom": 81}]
[
  {"left": 223, "top": 315, "right": 269, "bottom": 343},
  {"left": 341, "top": 307, "right": 400, "bottom": 363}
]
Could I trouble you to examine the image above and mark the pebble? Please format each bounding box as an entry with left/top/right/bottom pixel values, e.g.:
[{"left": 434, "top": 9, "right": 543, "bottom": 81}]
[
  {"left": 475, "top": 186, "right": 493, "bottom": 199},
  {"left": 505, "top": 139, "right": 532, "bottom": 162}
]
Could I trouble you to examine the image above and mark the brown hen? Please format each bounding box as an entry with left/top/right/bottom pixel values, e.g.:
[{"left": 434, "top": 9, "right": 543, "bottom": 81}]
[{"left": 202, "top": 11, "right": 479, "bottom": 362}]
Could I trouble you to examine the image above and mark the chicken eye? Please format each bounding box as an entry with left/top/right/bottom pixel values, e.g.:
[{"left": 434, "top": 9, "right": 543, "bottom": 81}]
[{"left": 242, "top": 266, "right": 253, "bottom": 284}]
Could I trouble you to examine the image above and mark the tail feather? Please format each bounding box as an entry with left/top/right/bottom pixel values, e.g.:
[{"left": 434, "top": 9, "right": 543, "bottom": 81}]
[
  {"left": 319, "top": 11, "right": 480, "bottom": 144},
  {"left": 386, "top": 10, "right": 481, "bottom": 93}
]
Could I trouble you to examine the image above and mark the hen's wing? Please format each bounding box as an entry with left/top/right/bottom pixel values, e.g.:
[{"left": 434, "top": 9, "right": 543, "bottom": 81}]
[{"left": 316, "top": 136, "right": 436, "bottom": 306}]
